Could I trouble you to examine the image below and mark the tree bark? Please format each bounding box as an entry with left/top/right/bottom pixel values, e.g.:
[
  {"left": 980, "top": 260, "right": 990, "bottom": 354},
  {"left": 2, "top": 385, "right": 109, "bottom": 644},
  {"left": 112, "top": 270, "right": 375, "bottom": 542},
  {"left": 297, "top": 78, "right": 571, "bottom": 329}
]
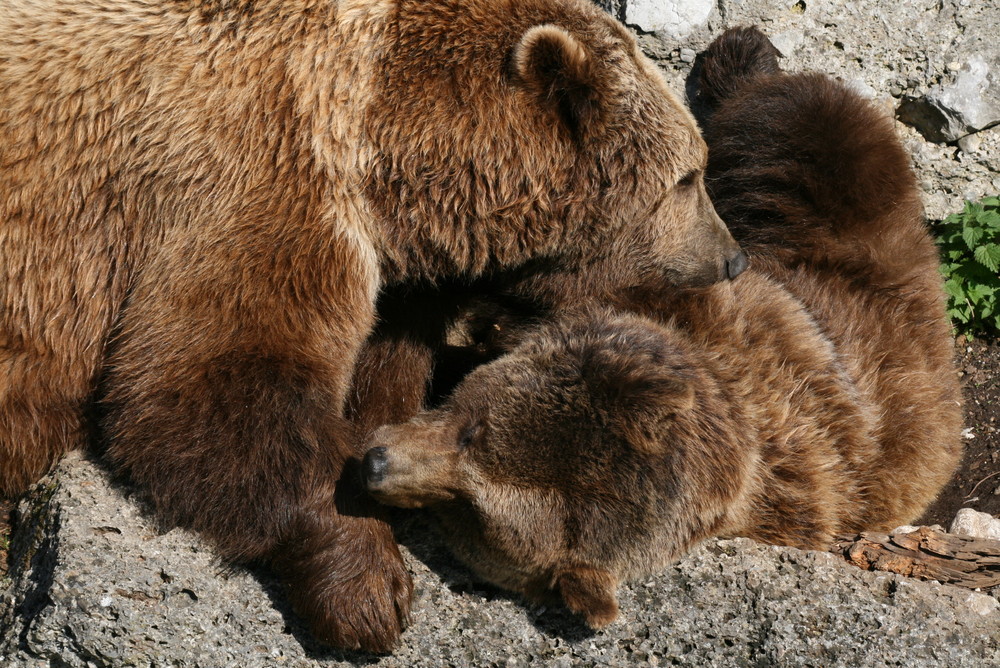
[{"left": 830, "top": 526, "right": 1000, "bottom": 589}]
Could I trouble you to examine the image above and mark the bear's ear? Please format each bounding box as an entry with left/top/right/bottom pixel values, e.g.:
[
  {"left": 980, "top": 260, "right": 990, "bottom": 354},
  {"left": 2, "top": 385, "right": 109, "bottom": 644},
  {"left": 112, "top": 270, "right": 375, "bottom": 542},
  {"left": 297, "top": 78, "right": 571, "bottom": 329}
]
[
  {"left": 512, "top": 24, "right": 604, "bottom": 139},
  {"left": 554, "top": 566, "right": 620, "bottom": 629},
  {"left": 596, "top": 356, "right": 695, "bottom": 418},
  {"left": 579, "top": 334, "right": 696, "bottom": 453}
]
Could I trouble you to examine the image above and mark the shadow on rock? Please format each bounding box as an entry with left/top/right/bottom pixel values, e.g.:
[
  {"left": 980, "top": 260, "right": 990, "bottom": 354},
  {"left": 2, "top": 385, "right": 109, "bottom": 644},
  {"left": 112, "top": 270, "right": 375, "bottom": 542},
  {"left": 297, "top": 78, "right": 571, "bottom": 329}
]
[{"left": 390, "top": 508, "right": 598, "bottom": 644}]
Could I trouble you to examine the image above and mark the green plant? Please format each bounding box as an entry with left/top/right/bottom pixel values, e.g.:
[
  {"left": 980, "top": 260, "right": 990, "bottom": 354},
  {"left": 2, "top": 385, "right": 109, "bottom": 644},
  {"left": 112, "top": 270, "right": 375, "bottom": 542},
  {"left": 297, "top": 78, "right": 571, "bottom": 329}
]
[{"left": 938, "top": 196, "right": 1000, "bottom": 337}]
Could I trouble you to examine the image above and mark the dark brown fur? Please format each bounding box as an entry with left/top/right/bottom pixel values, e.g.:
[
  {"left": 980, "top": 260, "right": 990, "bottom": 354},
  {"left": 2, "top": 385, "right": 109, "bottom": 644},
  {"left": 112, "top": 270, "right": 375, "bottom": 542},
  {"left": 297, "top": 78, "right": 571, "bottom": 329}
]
[
  {"left": 0, "top": 0, "right": 743, "bottom": 652},
  {"left": 362, "top": 27, "right": 962, "bottom": 628},
  {"left": 694, "top": 27, "right": 960, "bottom": 525}
]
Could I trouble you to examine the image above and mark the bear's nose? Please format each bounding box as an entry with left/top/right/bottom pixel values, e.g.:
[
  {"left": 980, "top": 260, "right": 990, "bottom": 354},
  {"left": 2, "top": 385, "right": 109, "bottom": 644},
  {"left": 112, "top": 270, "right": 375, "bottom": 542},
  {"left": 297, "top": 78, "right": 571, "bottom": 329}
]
[
  {"left": 725, "top": 250, "right": 749, "bottom": 280},
  {"left": 362, "top": 446, "right": 389, "bottom": 486}
]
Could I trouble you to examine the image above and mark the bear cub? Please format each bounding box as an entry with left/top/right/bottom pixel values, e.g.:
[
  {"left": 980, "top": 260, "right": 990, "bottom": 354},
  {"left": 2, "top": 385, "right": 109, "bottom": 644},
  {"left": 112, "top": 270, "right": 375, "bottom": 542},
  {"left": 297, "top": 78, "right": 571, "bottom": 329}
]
[{"left": 361, "top": 27, "right": 963, "bottom": 628}]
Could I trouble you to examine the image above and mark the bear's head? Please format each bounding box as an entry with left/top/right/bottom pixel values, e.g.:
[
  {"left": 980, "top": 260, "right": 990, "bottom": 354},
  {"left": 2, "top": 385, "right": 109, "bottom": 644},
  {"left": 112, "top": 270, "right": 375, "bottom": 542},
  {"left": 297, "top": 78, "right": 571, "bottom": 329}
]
[
  {"left": 362, "top": 309, "right": 753, "bottom": 628},
  {"left": 366, "top": 0, "right": 745, "bottom": 295}
]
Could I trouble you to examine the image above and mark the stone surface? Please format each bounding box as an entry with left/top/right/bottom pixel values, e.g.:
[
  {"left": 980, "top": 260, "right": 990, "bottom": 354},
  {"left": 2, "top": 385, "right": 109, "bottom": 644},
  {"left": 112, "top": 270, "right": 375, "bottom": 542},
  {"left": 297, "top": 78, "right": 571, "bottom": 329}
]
[
  {"left": 621, "top": 0, "right": 1000, "bottom": 220},
  {"left": 2, "top": 454, "right": 1000, "bottom": 667},
  {"left": 951, "top": 507, "right": 1000, "bottom": 540},
  {"left": 623, "top": 0, "right": 715, "bottom": 39},
  {"left": 899, "top": 55, "right": 1000, "bottom": 143}
]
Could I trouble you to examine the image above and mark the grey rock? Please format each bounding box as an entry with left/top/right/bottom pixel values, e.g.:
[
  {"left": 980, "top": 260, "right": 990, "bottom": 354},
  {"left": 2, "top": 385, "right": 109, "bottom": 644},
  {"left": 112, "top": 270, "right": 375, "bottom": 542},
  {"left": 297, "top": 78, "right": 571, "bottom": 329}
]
[
  {"left": 591, "top": 0, "right": 623, "bottom": 16},
  {"left": 623, "top": 0, "right": 714, "bottom": 39},
  {"left": 930, "top": 55, "right": 1000, "bottom": 135},
  {"left": 3, "top": 454, "right": 1000, "bottom": 667},
  {"left": 900, "top": 55, "right": 1000, "bottom": 143},
  {"left": 959, "top": 133, "right": 983, "bottom": 154},
  {"left": 951, "top": 507, "right": 1000, "bottom": 540}
]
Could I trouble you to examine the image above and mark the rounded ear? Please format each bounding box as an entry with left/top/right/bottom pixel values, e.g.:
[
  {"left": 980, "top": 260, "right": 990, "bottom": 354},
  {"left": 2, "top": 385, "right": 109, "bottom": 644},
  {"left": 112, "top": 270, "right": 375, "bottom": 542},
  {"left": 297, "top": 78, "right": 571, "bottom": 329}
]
[
  {"left": 578, "top": 329, "right": 696, "bottom": 453},
  {"left": 554, "top": 566, "right": 620, "bottom": 629},
  {"left": 589, "top": 350, "right": 695, "bottom": 418},
  {"left": 511, "top": 24, "right": 604, "bottom": 139}
]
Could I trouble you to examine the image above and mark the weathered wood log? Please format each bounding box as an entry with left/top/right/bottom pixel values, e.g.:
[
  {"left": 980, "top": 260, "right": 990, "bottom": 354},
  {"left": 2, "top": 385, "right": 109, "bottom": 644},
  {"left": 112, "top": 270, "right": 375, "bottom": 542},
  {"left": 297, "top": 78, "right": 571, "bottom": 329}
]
[{"left": 830, "top": 526, "right": 1000, "bottom": 589}]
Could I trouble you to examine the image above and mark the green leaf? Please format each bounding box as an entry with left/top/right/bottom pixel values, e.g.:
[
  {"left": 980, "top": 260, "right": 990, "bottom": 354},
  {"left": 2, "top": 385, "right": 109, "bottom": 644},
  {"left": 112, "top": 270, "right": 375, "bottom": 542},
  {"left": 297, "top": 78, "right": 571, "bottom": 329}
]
[
  {"left": 963, "top": 225, "right": 985, "bottom": 250},
  {"left": 957, "top": 260, "right": 996, "bottom": 282},
  {"left": 937, "top": 197, "right": 1000, "bottom": 337},
  {"left": 977, "top": 210, "right": 1000, "bottom": 229},
  {"left": 948, "top": 307, "right": 970, "bottom": 324},
  {"left": 943, "top": 278, "right": 966, "bottom": 300},
  {"left": 973, "top": 243, "right": 1000, "bottom": 272},
  {"left": 967, "top": 282, "right": 995, "bottom": 304}
]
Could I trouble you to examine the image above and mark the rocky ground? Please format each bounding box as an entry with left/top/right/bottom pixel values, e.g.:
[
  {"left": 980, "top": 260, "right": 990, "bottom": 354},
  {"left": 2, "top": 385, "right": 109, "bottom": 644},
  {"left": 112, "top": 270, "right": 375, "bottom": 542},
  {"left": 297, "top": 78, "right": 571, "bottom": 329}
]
[
  {"left": 0, "top": 500, "right": 9, "bottom": 581},
  {"left": 2, "top": 453, "right": 1000, "bottom": 668},
  {"left": 2, "top": 0, "right": 1000, "bottom": 665}
]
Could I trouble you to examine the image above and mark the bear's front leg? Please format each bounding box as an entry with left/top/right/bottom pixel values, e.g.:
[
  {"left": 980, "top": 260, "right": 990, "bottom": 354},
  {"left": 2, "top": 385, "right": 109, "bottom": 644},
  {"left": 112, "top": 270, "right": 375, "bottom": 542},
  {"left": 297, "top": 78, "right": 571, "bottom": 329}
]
[
  {"left": 270, "top": 450, "right": 413, "bottom": 652},
  {"left": 100, "top": 248, "right": 411, "bottom": 652}
]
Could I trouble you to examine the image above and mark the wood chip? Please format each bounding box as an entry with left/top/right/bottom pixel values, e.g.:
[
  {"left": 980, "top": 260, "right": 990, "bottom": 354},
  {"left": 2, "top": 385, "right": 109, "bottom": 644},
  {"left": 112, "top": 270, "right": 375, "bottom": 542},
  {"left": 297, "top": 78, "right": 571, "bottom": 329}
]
[{"left": 830, "top": 526, "right": 1000, "bottom": 589}]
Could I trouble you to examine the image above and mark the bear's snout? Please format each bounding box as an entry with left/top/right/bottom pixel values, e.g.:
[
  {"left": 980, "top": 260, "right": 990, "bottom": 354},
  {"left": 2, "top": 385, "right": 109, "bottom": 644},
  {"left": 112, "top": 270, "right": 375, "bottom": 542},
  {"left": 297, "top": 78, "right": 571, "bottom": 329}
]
[
  {"left": 361, "top": 423, "right": 463, "bottom": 508},
  {"left": 725, "top": 250, "right": 749, "bottom": 280},
  {"left": 362, "top": 446, "right": 389, "bottom": 485}
]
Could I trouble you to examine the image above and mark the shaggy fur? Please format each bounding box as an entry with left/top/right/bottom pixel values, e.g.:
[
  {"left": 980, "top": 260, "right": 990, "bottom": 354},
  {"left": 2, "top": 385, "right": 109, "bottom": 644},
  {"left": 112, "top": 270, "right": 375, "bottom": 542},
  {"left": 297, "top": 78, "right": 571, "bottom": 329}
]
[
  {"left": 0, "top": 0, "right": 743, "bottom": 651},
  {"left": 362, "top": 27, "right": 962, "bottom": 628}
]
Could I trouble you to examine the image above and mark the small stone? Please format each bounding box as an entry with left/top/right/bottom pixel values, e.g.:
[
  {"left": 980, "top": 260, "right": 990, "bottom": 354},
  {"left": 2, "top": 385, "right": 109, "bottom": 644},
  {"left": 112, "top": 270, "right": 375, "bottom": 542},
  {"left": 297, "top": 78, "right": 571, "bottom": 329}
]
[
  {"left": 950, "top": 507, "right": 1000, "bottom": 540},
  {"left": 679, "top": 48, "right": 696, "bottom": 63},
  {"left": 847, "top": 79, "right": 878, "bottom": 99},
  {"left": 966, "top": 592, "right": 1000, "bottom": 616},
  {"left": 890, "top": 525, "right": 920, "bottom": 534},
  {"left": 958, "top": 133, "right": 982, "bottom": 153},
  {"left": 624, "top": 0, "right": 713, "bottom": 39},
  {"left": 769, "top": 30, "right": 804, "bottom": 58}
]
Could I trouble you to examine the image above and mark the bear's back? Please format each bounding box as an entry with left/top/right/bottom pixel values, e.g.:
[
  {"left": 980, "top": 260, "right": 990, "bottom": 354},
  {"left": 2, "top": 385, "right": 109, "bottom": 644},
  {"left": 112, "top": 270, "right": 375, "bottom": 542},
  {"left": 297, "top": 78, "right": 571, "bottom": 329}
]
[{"left": 692, "top": 26, "right": 962, "bottom": 530}]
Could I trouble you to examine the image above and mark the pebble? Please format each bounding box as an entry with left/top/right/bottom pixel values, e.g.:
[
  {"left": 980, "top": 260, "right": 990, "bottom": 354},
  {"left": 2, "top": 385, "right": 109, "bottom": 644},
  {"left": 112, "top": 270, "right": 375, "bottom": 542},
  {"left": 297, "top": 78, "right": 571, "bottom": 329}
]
[
  {"left": 950, "top": 507, "right": 1000, "bottom": 540},
  {"left": 959, "top": 133, "right": 982, "bottom": 153}
]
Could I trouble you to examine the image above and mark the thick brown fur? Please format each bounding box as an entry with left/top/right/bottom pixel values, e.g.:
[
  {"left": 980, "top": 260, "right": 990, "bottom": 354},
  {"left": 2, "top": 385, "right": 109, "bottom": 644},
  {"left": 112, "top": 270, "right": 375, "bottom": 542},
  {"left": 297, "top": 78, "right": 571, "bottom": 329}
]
[
  {"left": 362, "top": 27, "right": 962, "bottom": 628},
  {"left": 0, "top": 0, "right": 743, "bottom": 652}
]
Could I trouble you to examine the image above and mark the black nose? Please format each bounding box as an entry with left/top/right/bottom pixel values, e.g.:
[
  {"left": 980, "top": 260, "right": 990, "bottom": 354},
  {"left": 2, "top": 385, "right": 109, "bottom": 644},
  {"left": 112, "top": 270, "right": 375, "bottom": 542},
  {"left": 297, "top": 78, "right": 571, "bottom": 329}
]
[
  {"left": 362, "top": 446, "right": 389, "bottom": 486},
  {"left": 725, "top": 251, "right": 749, "bottom": 280}
]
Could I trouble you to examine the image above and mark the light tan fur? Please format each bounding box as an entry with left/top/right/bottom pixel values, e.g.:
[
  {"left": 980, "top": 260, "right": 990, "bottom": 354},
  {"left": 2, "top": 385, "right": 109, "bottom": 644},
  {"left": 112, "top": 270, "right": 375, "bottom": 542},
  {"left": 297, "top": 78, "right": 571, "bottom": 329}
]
[{"left": 1, "top": 0, "right": 743, "bottom": 651}]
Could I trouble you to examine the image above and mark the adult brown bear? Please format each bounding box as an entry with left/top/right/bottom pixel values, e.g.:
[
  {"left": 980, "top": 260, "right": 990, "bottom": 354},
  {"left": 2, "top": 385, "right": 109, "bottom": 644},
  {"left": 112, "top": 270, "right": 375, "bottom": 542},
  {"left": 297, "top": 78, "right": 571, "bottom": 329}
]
[
  {"left": 0, "top": 0, "right": 744, "bottom": 652},
  {"left": 363, "top": 27, "right": 963, "bottom": 628}
]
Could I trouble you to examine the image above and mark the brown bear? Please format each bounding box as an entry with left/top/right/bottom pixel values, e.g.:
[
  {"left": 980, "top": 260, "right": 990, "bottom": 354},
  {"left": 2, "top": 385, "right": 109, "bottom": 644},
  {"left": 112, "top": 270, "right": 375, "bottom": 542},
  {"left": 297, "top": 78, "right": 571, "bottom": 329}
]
[
  {"left": 0, "top": 0, "right": 745, "bottom": 652},
  {"left": 361, "top": 27, "right": 963, "bottom": 629}
]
